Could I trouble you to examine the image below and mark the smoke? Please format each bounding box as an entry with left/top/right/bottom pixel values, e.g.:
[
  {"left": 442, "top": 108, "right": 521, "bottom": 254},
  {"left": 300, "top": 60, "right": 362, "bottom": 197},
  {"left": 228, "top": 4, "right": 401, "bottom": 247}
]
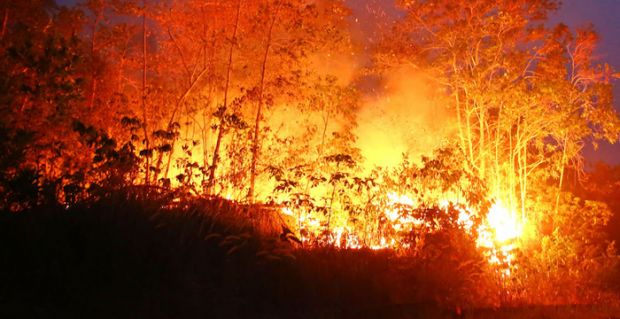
[{"left": 354, "top": 67, "right": 457, "bottom": 171}]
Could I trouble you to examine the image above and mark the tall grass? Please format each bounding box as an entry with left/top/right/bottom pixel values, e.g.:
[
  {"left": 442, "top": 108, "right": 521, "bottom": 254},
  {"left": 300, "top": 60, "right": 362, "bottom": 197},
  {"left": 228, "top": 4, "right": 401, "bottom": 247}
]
[{"left": 1, "top": 192, "right": 617, "bottom": 318}]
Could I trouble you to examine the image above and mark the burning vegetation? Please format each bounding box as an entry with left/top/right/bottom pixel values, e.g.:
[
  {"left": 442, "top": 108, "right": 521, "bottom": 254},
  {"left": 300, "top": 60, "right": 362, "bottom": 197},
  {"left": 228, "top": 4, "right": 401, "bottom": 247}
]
[{"left": 1, "top": 0, "right": 620, "bottom": 316}]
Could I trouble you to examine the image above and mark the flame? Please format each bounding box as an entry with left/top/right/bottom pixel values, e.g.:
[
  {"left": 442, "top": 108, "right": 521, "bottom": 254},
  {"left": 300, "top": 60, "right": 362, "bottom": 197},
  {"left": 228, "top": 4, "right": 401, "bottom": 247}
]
[
  {"left": 279, "top": 193, "right": 525, "bottom": 273},
  {"left": 385, "top": 192, "right": 420, "bottom": 227},
  {"left": 484, "top": 200, "right": 523, "bottom": 244},
  {"left": 475, "top": 200, "right": 524, "bottom": 275}
]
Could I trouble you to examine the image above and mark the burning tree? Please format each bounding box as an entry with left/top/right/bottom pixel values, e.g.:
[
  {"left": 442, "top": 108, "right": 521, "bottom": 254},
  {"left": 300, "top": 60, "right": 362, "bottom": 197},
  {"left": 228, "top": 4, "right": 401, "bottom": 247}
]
[
  {"left": 372, "top": 0, "right": 620, "bottom": 303},
  {"left": 377, "top": 0, "right": 619, "bottom": 215}
]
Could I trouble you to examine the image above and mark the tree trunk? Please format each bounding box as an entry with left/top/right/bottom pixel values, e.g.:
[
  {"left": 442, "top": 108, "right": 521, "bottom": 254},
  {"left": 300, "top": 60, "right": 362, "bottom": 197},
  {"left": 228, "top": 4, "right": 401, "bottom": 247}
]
[
  {"left": 521, "top": 136, "right": 527, "bottom": 220},
  {"left": 1, "top": 8, "right": 8, "bottom": 40},
  {"left": 514, "top": 118, "right": 522, "bottom": 216},
  {"left": 478, "top": 103, "right": 485, "bottom": 177},
  {"left": 89, "top": 7, "right": 102, "bottom": 110},
  {"left": 248, "top": 4, "right": 279, "bottom": 203},
  {"left": 508, "top": 126, "right": 514, "bottom": 213},
  {"left": 454, "top": 87, "right": 466, "bottom": 159},
  {"left": 554, "top": 135, "right": 568, "bottom": 215},
  {"left": 494, "top": 102, "right": 502, "bottom": 197},
  {"left": 115, "top": 41, "right": 129, "bottom": 93},
  {"left": 463, "top": 88, "right": 475, "bottom": 167},
  {"left": 142, "top": 1, "right": 150, "bottom": 186},
  {"left": 320, "top": 99, "right": 329, "bottom": 157},
  {"left": 207, "top": 0, "right": 242, "bottom": 194}
]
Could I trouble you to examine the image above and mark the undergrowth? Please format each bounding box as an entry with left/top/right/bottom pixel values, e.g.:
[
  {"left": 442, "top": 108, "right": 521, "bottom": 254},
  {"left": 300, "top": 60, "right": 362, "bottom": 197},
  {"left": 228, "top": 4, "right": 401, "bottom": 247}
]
[{"left": 0, "top": 192, "right": 617, "bottom": 319}]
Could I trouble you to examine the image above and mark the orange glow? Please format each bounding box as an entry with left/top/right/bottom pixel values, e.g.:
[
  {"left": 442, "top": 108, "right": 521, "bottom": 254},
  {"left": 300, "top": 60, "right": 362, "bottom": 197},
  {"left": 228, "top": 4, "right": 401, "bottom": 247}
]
[
  {"left": 476, "top": 200, "right": 524, "bottom": 274},
  {"left": 280, "top": 191, "right": 526, "bottom": 272},
  {"left": 483, "top": 200, "right": 523, "bottom": 244}
]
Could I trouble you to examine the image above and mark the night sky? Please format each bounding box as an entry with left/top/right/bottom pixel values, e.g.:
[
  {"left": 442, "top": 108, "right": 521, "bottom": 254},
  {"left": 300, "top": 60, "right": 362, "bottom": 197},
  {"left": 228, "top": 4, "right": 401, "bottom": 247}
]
[
  {"left": 550, "top": 0, "right": 620, "bottom": 165},
  {"left": 57, "top": 0, "right": 620, "bottom": 165}
]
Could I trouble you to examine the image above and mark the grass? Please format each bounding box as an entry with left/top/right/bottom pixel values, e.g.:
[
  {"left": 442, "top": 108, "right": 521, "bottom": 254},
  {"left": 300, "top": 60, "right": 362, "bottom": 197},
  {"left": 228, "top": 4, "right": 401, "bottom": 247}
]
[{"left": 0, "top": 192, "right": 618, "bottom": 318}]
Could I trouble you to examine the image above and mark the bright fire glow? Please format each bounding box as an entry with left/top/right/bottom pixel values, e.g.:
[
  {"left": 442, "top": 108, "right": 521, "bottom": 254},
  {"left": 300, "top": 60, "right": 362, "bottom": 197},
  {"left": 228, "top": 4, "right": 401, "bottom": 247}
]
[
  {"left": 280, "top": 193, "right": 526, "bottom": 273},
  {"left": 484, "top": 200, "right": 523, "bottom": 244},
  {"left": 476, "top": 200, "right": 524, "bottom": 274}
]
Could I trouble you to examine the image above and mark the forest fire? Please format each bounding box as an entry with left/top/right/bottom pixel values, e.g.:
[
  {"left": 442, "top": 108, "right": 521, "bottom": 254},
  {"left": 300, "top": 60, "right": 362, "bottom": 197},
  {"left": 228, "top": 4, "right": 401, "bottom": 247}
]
[
  {"left": 1, "top": 0, "right": 620, "bottom": 316},
  {"left": 280, "top": 192, "right": 525, "bottom": 272},
  {"left": 477, "top": 200, "right": 524, "bottom": 273}
]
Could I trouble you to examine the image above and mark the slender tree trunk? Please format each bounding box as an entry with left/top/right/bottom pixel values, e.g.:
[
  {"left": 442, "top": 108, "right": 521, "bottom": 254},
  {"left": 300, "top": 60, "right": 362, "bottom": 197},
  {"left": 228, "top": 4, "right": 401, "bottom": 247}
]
[
  {"left": 518, "top": 118, "right": 529, "bottom": 219},
  {"left": 1, "top": 8, "right": 8, "bottom": 40},
  {"left": 115, "top": 41, "right": 129, "bottom": 93},
  {"left": 199, "top": 7, "right": 213, "bottom": 188},
  {"left": 202, "top": 36, "right": 217, "bottom": 186},
  {"left": 89, "top": 79, "right": 98, "bottom": 110},
  {"left": 320, "top": 99, "right": 329, "bottom": 157},
  {"left": 521, "top": 136, "right": 527, "bottom": 220},
  {"left": 451, "top": 57, "right": 466, "bottom": 157},
  {"left": 508, "top": 126, "right": 514, "bottom": 212},
  {"left": 207, "top": 0, "right": 242, "bottom": 194},
  {"left": 554, "top": 135, "right": 568, "bottom": 215},
  {"left": 327, "top": 162, "right": 340, "bottom": 231},
  {"left": 147, "top": 65, "right": 212, "bottom": 183},
  {"left": 142, "top": 1, "right": 151, "bottom": 186},
  {"left": 89, "top": 8, "right": 102, "bottom": 110},
  {"left": 154, "top": 14, "right": 222, "bottom": 184},
  {"left": 515, "top": 119, "right": 522, "bottom": 216},
  {"left": 202, "top": 102, "right": 211, "bottom": 186},
  {"left": 517, "top": 133, "right": 525, "bottom": 219},
  {"left": 478, "top": 104, "right": 485, "bottom": 177},
  {"left": 516, "top": 121, "right": 521, "bottom": 216},
  {"left": 494, "top": 102, "right": 502, "bottom": 197},
  {"left": 248, "top": 5, "right": 279, "bottom": 203},
  {"left": 515, "top": 119, "right": 528, "bottom": 219},
  {"left": 463, "top": 89, "right": 475, "bottom": 167},
  {"left": 454, "top": 88, "right": 466, "bottom": 158},
  {"left": 466, "top": 108, "right": 475, "bottom": 165}
]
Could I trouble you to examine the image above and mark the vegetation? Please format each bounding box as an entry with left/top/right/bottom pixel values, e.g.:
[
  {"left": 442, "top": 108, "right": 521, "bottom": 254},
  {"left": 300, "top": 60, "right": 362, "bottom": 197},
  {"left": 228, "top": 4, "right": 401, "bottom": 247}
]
[
  {"left": 1, "top": 192, "right": 618, "bottom": 318},
  {"left": 1, "top": 0, "right": 619, "bottom": 317}
]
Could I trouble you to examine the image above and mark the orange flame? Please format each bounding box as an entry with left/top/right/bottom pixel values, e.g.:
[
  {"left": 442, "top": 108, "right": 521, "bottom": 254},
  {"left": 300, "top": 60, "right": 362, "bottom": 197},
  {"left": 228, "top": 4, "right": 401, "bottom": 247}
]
[{"left": 280, "top": 193, "right": 525, "bottom": 273}]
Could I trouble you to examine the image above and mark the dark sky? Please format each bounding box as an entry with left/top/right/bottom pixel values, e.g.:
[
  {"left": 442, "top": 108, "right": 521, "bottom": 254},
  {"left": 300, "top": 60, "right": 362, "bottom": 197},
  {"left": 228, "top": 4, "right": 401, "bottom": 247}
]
[
  {"left": 549, "top": 0, "right": 620, "bottom": 166},
  {"left": 57, "top": 0, "right": 620, "bottom": 165}
]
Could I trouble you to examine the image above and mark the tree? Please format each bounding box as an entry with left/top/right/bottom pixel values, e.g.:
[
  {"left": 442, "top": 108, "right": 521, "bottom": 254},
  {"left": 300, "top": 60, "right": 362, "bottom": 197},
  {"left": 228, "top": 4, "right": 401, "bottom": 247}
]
[
  {"left": 376, "top": 0, "right": 620, "bottom": 216},
  {"left": 0, "top": 0, "right": 89, "bottom": 207},
  {"left": 243, "top": 0, "right": 353, "bottom": 202}
]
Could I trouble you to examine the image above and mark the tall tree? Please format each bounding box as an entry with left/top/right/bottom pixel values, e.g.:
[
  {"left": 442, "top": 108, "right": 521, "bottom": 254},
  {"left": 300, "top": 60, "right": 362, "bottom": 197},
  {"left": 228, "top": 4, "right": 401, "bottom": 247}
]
[
  {"left": 244, "top": 0, "right": 352, "bottom": 202},
  {"left": 207, "top": 0, "right": 242, "bottom": 193},
  {"left": 376, "top": 0, "right": 620, "bottom": 214}
]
